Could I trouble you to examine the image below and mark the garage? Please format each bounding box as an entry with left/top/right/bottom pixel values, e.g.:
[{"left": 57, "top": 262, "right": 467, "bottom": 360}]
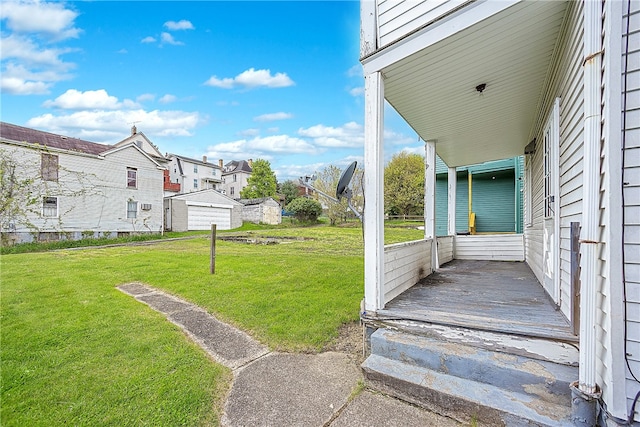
[
  {"left": 164, "top": 189, "right": 243, "bottom": 232},
  {"left": 187, "top": 203, "right": 231, "bottom": 230}
]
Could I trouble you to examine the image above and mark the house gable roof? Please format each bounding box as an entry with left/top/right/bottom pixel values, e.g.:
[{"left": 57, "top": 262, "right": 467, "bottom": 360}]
[
  {"left": 0, "top": 122, "right": 112, "bottom": 155},
  {"left": 115, "top": 131, "right": 166, "bottom": 161},
  {"left": 223, "top": 160, "right": 252, "bottom": 175},
  {"left": 168, "top": 153, "right": 221, "bottom": 169}
]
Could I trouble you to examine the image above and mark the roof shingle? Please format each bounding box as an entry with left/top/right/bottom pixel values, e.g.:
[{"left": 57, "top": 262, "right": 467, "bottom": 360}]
[{"left": 0, "top": 122, "right": 112, "bottom": 155}]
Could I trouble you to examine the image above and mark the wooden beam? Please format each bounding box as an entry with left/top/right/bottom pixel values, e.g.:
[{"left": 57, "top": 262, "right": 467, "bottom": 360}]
[
  {"left": 448, "top": 166, "right": 457, "bottom": 236},
  {"left": 424, "top": 140, "right": 437, "bottom": 270},
  {"left": 364, "top": 71, "right": 385, "bottom": 312}
]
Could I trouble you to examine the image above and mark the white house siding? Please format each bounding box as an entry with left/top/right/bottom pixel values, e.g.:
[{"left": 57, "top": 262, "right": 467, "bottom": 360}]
[
  {"left": 436, "top": 235, "right": 454, "bottom": 265},
  {"left": 455, "top": 234, "right": 524, "bottom": 262},
  {"left": 3, "top": 143, "right": 163, "bottom": 240},
  {"left": 621, "top": 0, "right": 640, "bottom": 418},
  {"left": 383, "top": 239, "right": 432, "bottom": 304},
  {"left": 524, "top": 1, "right": 584, "bottom": 321},
  {"left": 377, "top": 0, "right": 470, "bottom": 48}
]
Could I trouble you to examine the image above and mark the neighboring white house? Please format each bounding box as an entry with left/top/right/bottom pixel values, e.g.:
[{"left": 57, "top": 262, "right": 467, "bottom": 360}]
[
  {"left": 221, "top": 159, "right": 253, "bottom": 199},
  {"left": 239, "top": 197, "right": 282, "bottom": 225},
  {"left": 0, "top": 122, "right": 165, "bottom": 243},
  {"left": 166, "top": 154, "right": 223, "bottom": 194},
  {"left": 360, "top": 1, "right": 638, "bottom": 426},
  {"left": 164, "top": 189, "right": 243, "bottom": 232}
]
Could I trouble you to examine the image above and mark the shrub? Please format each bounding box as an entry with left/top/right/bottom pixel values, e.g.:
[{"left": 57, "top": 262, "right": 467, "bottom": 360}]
[{"left": 285, "top": 198, "right": 323, "bottom": 223}]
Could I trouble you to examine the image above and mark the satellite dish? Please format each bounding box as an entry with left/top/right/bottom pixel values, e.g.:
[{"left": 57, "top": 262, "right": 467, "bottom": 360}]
[{"left": 336, "top": 161, "right": 357, "bottom": 200}]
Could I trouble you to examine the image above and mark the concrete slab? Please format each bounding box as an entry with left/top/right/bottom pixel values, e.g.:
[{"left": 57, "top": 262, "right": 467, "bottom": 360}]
[
  {"left": 222, "top": 352, "right": 361, "bottom": 427},
  {"left": 170, "top": 309, "right": 268, "bottom": 369},
  {"left": 330, "top": 391, "right": 462, "bottom": 427},
  {"left": 118, "top": 282, "right": 153, "bottom": 296}
]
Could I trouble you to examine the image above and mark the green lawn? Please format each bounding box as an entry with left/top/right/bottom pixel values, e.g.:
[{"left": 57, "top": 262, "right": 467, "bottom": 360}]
[{"left": 1, "top": 224, "right": 423, "bottom": 426}]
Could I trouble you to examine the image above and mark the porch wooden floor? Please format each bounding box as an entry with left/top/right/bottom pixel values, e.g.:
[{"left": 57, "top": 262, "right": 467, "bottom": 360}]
[{"left": 378, "top": 259, "right": 578, "bottom": 342}]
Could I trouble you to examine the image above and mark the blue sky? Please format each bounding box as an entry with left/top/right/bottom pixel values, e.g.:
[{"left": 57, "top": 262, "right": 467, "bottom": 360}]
[{"left": 1, "top": 0, "right": 420, "bottom": 181}]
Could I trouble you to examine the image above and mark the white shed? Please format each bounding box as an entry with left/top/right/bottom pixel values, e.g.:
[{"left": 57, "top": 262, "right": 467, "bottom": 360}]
[
  {"left": 239, "top": 197, "right": 282, "bottom": 225},
  {"left": 164, "top": 189, "right": 242, "bottom": 231}
]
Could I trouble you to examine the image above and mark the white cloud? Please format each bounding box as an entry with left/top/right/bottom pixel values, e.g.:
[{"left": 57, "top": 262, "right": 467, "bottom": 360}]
[
  {"left": 253, "top": 112, "right": 293, "bottom": 122},
  {"left": 117, "top": 48, "right": 128, "bottom": 54},
  {"left": 160, "top": 32, "right": 183, "bottom": 46},
  {"left": 26, "top": 109, "right": 202, "bottom": 143},
  {"left": 346, "top": 64, "right": 362, "bottom": 78},
  {"left": 0, "top": 2, "right": 79, "bottom": 95},
  {"left": 349, "top": 86, "right": 364, "bottom": 97},
  {"left": 298, "top": 121, "right": 364, "bottom": 148},
  {"left": 1, "top": 76, "right": 50, "bottom": 95},
  {"left": 136, "top": 93, "right": 155, "bottom": 103},
  {"left": 141, "top": 36, "right": 156, "bottom": 43},
  {"left": 267, "top": 127, "right": 279, "bottom": 133},
  {"left": 0, "top": 1, "right": 81, "bottom": 40},
  {"left": 164, "top": 20, "right": 194, "bottom": 30},
  {"left": 43, "top": 89, "right": 140, "bottom": 110},
  {"left": 238, "top": 128, "right": 260, "bottom": 137},
  {"left": 204, "top": 68, "right": 294, "bottom": 89},
  {"left": 158, "top": 94, "right": 177, "bottom": 104},
  {"left": 207, "top": 134, "right": 317, "bottom": 161}
]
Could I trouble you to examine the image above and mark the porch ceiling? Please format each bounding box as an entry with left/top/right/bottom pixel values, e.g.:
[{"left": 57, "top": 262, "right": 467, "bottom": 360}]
[{"left": 382, "top": 1, "right": 568, "bottom": 168}]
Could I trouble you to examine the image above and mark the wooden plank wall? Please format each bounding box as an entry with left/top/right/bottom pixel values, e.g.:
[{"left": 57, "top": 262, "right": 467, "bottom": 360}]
[
  {"left": 455, "top": 234, "right": 524, "bottom": 261},
  {"left": 384, "top": 239, "right": 432, "bottom": 304},
  {"left": 437, "top": 235, "right": 454, "bottom": 264}
]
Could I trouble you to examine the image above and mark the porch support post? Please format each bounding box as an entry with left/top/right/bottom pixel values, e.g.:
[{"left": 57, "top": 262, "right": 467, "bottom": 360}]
[
  {"left": 447, "top": 167, "right": 457, "bottom": 236},
  {"left": 363, "top": 71, "right": 385, "bottom": 311},
  {"left": 424, "top": 140, "right": 437, "bottom": 270},
  {"left": 576, "top": 0, "right": 602, "bottom": 400}
]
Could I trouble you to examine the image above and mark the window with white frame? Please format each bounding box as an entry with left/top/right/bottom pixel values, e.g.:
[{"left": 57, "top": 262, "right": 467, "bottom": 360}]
[
  {"left": 543, "top": 98, "right": 559, "bottom": 219},
  {"left": 193, "top": 179, "right": 198, "bottom": 189},
  {"left": 127, "top": 200, "right": 138, "bottom": 219},
  {"left": 127, "top": 168, "right": 137, "bottom": 188},
  {"left": 194, "top": 164, "right": 198, "bottom": 173},
  {"left": 230, "top": 187, "right": 234, "bottom": 196},
  {"left": 233, "top": 174, "right": 237, "bottom": 182},
  {"left": 41, "top": 153, "right": 58, "bottom": 181},
  {"left": 42, "top": 197, "right": 58, "bottom": 217}
]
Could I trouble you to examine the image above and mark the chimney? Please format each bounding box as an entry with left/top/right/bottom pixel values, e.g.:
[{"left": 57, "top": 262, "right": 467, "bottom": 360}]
[
  {"left": 202, "top": 155, "right": 207, "bottom": 163},
  {"left": 248, "top": 158, "right": 253, "bottom": 168},
  {"left": 219, "top": 159, "right": 223, "bottom": 168},
  {"left": 131, "top": 124, "right": 137, "bottom": 135}
]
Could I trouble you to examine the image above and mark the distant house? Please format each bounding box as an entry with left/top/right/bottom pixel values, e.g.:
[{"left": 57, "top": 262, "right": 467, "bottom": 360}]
[
  {"left": 435, "top": 156, "right": 524, "bottom": 236},
  {"left": 166, "top": 154, "right": 223, "bottom": 195},
  {"left": 0, "top": 122, "right": 165, "bottom": 244},
  {"left": 239, "top": 197, "right": 282, "bottom": 225},
  {"left": 164, "top": 189, "right": 242, "bottom": 231},
  {"left": 221, "top": 159, "right": 253, "bottom": 199}
]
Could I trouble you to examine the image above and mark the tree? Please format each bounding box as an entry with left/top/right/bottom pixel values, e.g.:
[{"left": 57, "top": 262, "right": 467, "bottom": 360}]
[
  {"left": 240, "top": 159, "right": 277, "bottom": 199},
  {"left": 285, "top": 197, "right": 322, "bottom": 223},
  {"left": 313, "top": 164, "right": 364, "bottom": 225},
  {"left": 384, "top": 151, "right": 425, "bottom": 216},
  {"left": 277, "top": 180, "right": 300, "bottom": 206}
]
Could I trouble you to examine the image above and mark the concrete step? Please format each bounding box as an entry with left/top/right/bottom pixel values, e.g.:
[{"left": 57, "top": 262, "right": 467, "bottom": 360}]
[
  {"left": 370, "top": 328, "right": 577, "bottom": 404},
  {"left": 363, "top": 354, "right": 573, "bottom": 426}
]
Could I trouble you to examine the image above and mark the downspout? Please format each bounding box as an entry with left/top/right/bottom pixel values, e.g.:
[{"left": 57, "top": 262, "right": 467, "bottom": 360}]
[{"left": 571, "top": 0, "right": 603, "bottom": 424}]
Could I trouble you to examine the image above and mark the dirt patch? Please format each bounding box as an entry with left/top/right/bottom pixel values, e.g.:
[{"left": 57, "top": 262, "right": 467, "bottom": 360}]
[{"left": 325, "top": 321, "right": 365, "bottom": 364}]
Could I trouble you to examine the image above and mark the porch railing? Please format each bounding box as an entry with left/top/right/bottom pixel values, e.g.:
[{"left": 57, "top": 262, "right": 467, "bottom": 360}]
[{"left": 383, "top": 239, "right": 432, "bottom": 304}]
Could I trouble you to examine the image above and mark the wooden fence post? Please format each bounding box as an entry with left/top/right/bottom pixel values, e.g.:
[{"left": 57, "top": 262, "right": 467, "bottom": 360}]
[{"left": 210, "top": 224, "right": 216, "bottom": 274}]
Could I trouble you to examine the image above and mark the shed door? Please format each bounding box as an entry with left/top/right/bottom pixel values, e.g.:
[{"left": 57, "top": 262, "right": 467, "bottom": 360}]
[
  {"left": 543, "top": 99, "right": 560, "bottom": 303},
  {"left": 187, "top": 205, "right": 231, "bottom": 230}
]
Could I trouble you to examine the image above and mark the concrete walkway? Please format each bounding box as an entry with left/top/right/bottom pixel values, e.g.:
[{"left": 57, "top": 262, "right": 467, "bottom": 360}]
[{"left": 117, "top": 283, "right": 462, "bottom": 427}]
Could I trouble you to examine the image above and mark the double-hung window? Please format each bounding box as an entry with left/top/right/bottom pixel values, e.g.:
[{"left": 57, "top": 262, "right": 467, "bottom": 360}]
[
  {"left": 42, "top": 197, "right": 58, "bottom": 217},
  {"left": 127, "top": 168, "right": 137, "bottom": 188},
  {"left": 127, "top": 201, "right": 138, "bottom": 219},
  {"left": 193, "top": 179, "right": 198, "bottom": 189}
]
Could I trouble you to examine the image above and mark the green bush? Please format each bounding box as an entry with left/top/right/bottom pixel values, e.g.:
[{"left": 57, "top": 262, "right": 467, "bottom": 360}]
[{"left": 286, "top": 198, "right": 323, "bottom": 223}]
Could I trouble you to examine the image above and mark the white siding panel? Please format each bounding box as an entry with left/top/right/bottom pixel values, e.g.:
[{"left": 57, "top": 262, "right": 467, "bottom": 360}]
[
  {"left": 436, "top": 235, "right": 454, "bottom": 264},
  {"left": 383, "top": 239, "right": 432, "bottom": 303},
  {"left": 455, "top": 234, "right": 524, "bottom": 261},
  {"left": 621, "top": 0, "right": 640, "bottom": 418},
  {"left": 377, "top": 0, "right": 469, "bottom": 48}
]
